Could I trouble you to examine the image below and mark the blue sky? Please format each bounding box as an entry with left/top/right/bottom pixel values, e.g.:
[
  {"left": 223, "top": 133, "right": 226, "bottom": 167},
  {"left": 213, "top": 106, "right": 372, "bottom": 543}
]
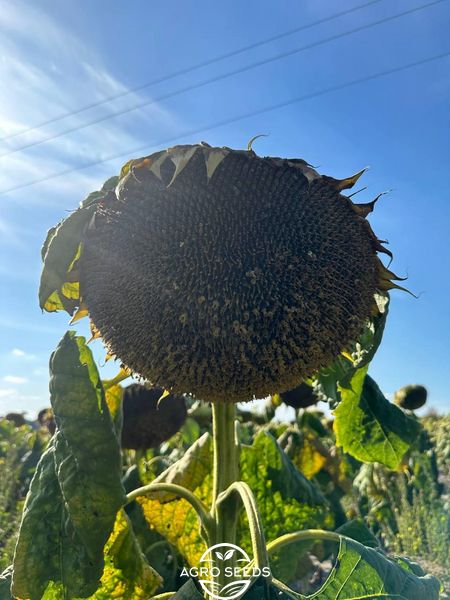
[{"left": 0, "top": 0, "right": 449, "bottom": 417}]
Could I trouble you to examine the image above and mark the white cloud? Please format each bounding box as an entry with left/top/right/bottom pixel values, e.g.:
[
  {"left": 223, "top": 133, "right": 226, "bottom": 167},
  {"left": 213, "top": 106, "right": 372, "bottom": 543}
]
[
  {"left": 3, "top": 375, "right": 28, "bottom": 384},
  {"left": 0, "top": 0, "right": 182, "bottom": 207},
  {"left": 0, "top": 386, "right": 45, "bottom": 416},
  {"left": 11, "top": 348, "right": 25, "bottom": 356},
  {"left": 11, "top": 348, "right": 36, "bottom": 359}
]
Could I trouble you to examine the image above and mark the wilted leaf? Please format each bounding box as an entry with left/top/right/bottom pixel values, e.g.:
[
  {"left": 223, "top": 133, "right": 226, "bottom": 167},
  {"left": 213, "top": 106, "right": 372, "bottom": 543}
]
[
  {"left": 39, "top": 177, "right": 118, "bottom": 314},
  {"left": 12, "top": 445, "right": 98, "bottom": 599},
  {"left": 50, "top": 333, "right": 125, "bottom": 552},
  {"left": 104, "top": 383, "right": 124, "bottom": 437},
  {"left": 275, "top": 536, "right": 441, "bottom": 599},
  {"left": 39, "top": 208, "right": 94, "bottom": 313},
  {"left": 314, "top": 294, "right": 389, "bottom": 405},
  {"left": 89, "top": 509, "right": 161, "bottom": 599},
  {"left": 12, "top": 332, "right": 126, "bottom": 599},
  {"left": 136, "top": 433, "right": 212, "bottom": 567},
  {"left": 137, "top": 430, "right": 330, "bottom": 573},
  {"left": 334, "top": 366, "right": 421, "bottom": 469}
]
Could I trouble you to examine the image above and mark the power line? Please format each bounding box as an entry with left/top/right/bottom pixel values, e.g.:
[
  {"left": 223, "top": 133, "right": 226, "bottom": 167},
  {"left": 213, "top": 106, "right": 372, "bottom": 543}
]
[
  {"left": 1, "top": 49, "right": 448, "bottom": 197},
  {"left": 0, "top": 0, "right": 385, "bottom": 144},
  {"left": 0, "top": 0, "right": 444, "bottom": 160}
]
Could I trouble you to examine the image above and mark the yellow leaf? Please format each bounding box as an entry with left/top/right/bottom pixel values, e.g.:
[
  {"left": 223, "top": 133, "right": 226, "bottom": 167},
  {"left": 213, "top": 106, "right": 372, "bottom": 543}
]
[
  {"left": 104, "top": 385, "right": 123, "bottom": 421},
  {"left": 90, "top": 509, "right": 162, "bottom": 599},
  {"left": 69, "top": 302, "right": 89, "bottom": 324},
  {"left": 61, "top": 281, "right": 79, "bottom": 300},
  {"left": 293, "top": 432, "right": 328, "bottom": 479},
  {"left": 137, "top": 434, "right": 211, "bottom": 567}
]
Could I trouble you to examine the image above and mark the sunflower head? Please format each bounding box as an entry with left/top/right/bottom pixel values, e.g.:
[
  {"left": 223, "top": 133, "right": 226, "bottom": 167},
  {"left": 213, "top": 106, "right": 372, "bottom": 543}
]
[
  {"left": 39, "top": 143, "right": 404, "bottom": 403},
  {"left": 394, "top": 384, "right": 427, "bottom": 411},
  {"left": 121, "top": 384, "right": 187, "bottom": 450},
  {"left": 279, "top": 383, "right": 319, "bottom": 410}
]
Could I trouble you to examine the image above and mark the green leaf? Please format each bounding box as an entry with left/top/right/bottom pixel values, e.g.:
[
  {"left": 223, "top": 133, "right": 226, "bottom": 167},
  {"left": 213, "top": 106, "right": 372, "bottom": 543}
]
[
  {"left": 39, "top": 207, "right": 94, "bottom": 313},
  {"left": 136, "top": 430, "right": 330, "bottom": 574},
  {"left": 12, "top": 445, "right": 98, "bottom": 599},
  {"left": 335, "top": 519, "right": 379, "bottom": 548},
  {"left": 334, "top": 366, "right": 421, "bottom": 469},
  {"left": 50, "top": 333, "right": 126, "bottom": 552},
  {"left": 81, "top": 176, "right": 118, "bottom": 208},
  {"left": 89, "top": 509, "right": 162, "bottom": 599},
  {"left": 12, "top": 332, "right": 126, "bottom": 599},
  {"left": 39, "top": 176, "right": 118, "bottom": 314},
  {"left": 314, "top": 293, "right": 389, "bottom": 405},
  {"left": 0, "top": 566, "right": 13, "bottom": 599},
  {"left": 171, "top": 579, "right": 202, "bottom": 599},
  {"left": 273, "top": 536, "right": 441, "bottom": 599},
  {"left": 241, "top": 431, "right": 328, "bottom": 515},
  {"left": 240, "top": 431, "right": 332, "bottom": 581}
]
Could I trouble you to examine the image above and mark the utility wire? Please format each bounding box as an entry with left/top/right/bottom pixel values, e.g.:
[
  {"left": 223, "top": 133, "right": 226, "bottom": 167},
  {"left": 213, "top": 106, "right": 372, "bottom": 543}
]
[
  {"left": 0, "top": 0, "right": 444, "bottom": 160},
  {"left": 1, "top": 49, "right": 448, "bottom": 197},
  {"left": 0, "top": 0, "right": 385, "bottom": 144}
]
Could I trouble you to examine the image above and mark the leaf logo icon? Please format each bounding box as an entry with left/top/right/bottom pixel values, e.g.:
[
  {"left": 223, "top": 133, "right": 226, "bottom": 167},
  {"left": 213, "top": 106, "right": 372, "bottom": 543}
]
[{"left": 199, "top": 543, "right": 256, "bottom": 600}]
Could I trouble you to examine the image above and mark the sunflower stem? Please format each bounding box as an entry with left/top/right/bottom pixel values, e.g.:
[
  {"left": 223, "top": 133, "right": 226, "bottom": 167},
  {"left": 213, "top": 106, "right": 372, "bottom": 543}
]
[
  {"left": 210, "top": 402, "right": 240, "bottom": 592},
  {"left": 216, "top": 481, "right": 269, "bottom": 571},
  {"left": 266, "top": 529, "right": 341, "bottom": 557},
  {"left": 212, "top": 402, "right": 239, "bottom": 503}
]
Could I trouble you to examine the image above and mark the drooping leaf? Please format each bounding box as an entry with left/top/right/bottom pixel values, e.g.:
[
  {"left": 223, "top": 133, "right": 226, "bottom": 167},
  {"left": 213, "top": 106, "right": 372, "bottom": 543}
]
[
  {"left": 39, "top": 207, "right": 95, "bottom": 313},
  {"left": 314, "top": 293, "right": 389, "bottom": 405},
  {"left": 335, "top": 519, "right": 379, "bottom": 548},
  {"left": 103, "top": 383, "right": 124, "bottom": 437},
  {"left": 12, "top": 445, "right": 99, "bottom": 600},
  {"left": 334, "top": 366, "right": 421, "bottom": 469},
  {"left": 12, "top": 332, "right": 126, "bottom": 599},
  {"left": 50, "top": 333, "right": 126, "bottom": 553},
  {"left": 272, "top": 536, "right": 441, "bottom": 599},
  {"left": 89, "top": 509, "right": 162, "bottom": 599},
  {"left": 39, "top": 176, "right": 118, "bottom": 314},
  {"left": 241, "top": 431, "right": 328, "bottom": 518},
  {"left": 136, "top": 430, "right": 330, "bottom": 573},
  {"left": 136, "top": 433, "right": 212, "bottom": 567}
]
